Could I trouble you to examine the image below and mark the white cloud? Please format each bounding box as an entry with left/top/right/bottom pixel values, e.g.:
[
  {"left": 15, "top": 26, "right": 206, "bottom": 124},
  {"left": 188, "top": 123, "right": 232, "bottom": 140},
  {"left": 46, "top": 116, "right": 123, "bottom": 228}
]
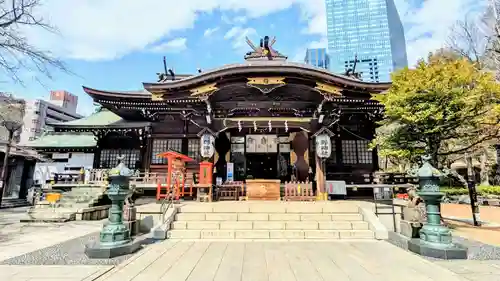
[
  {"left": 233, "top": 16, "right": 248, "bottom": 24},
  {"left": 20, "top": 0, "right": 305, "bottom": 61},
  {"left": 203, "top": 27, "right": 219, "bottom": 37},
  {"left": 149, "top": 37, "right": 187, "bottom": 53},
  {"left": 18, "top": 0, "right": 483, "bottom": 66},
  {"left": 224, "top": 26, "right": 258, "bottom": 50}
]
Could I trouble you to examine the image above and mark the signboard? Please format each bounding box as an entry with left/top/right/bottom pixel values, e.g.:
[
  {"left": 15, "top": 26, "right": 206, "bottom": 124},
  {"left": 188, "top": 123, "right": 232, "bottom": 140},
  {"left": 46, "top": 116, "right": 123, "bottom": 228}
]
[
  {"left": 315, "top": 134, "right": 332, "bottom": 158},
  {"left": 200, "top": 134, "right": 215, "bottom": 158},
  {"left": 226, "top": 162, "right": 234, "bottom": 182},
  {"left": 52, "top": 153, "right": 70, "bottom": 159},
  {"left": 326, "top": 181, "right": 347, "bottom": 195}
]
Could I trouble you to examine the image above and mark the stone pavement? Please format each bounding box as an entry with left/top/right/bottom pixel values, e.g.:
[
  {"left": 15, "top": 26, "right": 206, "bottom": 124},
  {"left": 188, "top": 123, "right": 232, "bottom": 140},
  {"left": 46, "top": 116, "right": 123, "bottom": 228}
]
[
  {"left": 0, "top": 207, "right": 102, "bottom": 262},
  {"left": 0, "top": 264, "right": 113, "bottom": 280},
  {"left": 435, "top": 260, "right": 500, "bottom": 281},
  {"left": 95, "top": 240, "right": 467, "bottom": 281}
]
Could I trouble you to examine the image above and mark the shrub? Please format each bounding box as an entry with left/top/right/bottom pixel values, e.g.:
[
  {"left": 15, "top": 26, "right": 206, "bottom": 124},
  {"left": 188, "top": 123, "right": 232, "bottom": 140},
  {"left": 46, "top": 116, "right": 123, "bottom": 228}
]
[{"left": 440, "top": 186, "right": 500, "bottom": 196}]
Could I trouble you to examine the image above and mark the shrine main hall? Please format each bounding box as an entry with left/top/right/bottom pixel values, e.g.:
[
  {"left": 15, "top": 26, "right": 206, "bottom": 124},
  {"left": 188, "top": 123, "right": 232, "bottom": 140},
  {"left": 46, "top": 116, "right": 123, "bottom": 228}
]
[{"left": 27, "top": 36, "right": 391, "bottom": 197}]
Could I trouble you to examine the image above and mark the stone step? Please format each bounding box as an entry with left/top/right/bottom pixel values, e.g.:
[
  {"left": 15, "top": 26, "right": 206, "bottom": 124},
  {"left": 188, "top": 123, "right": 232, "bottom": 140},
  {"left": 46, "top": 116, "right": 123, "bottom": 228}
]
[
  {"left": 171, "top": 220, "right": 369, "bottom": 230},
  {"left": 175, "top": 212, "right": 364, "bottom": 222},
  {"left": 177, "top": 203, "right": 360, "bottom": 214},
  {"left": 0, "top": 198, "right": 30, "bottom": 209},
  {"left": 167, "top": 229, "right": 375, "bottom": 239}
]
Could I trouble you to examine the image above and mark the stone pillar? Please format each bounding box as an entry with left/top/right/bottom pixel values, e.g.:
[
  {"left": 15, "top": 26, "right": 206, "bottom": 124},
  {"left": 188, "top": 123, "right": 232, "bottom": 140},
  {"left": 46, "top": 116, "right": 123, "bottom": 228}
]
[{"left": 123, "top": 203, "right": 138, "bottom": 236}]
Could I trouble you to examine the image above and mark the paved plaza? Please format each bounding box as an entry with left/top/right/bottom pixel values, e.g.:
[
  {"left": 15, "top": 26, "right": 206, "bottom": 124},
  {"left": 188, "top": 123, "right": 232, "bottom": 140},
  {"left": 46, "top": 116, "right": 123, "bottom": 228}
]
[
  {"left": 1, "top": 239, "right": 500, "bottom": 281},
  {"left": 84, "top": 240, "right": 471, "bottom": 281},
  {"left": 2, "top": 204, "right": 500, "bottom": 280},
  {"left": 0, "top": 207, "right": 102, "bottom": 262}
]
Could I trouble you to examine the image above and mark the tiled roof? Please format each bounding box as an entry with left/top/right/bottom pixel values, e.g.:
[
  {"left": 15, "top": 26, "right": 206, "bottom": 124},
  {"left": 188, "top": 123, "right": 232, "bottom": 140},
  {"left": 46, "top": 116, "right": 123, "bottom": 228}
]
[
  {"left": 51, "top": 109, "right": 122, "bottom": 127},
  {"left": 23, "top": 133, "right": 96, "bottom": 148}
]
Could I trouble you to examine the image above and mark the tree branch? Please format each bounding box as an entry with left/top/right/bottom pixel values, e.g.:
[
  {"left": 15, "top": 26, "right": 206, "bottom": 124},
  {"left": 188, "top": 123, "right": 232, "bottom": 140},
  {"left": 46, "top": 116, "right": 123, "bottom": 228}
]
[{"left": 0, "top": 0, "right": 70, "bottom": 84}]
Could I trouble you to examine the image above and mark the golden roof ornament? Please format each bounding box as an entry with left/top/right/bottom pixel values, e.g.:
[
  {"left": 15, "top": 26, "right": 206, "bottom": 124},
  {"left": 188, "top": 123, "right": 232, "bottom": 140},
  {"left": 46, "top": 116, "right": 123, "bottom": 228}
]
[{"left": 244, "top": 35, "right": 287, "bottom": 61}]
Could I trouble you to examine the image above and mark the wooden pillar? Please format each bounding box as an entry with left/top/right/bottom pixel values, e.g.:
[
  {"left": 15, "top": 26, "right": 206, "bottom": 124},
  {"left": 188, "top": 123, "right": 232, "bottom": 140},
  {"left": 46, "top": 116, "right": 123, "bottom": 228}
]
[
  {"left": 290, "top": 131, "right": 310, "bottom": 182},
  {"left": 182, "top": 119, "right": 189, "bottom": 156},
  {"left": 290, "top": 132, "right": 296, "bottom": 165},
  {"left": 290, "top": 132, "right": 310, "bottom": 165},
  {"left": 143, "top": 137, "right": 153, "bottom": 170},
  {"left": 315, "top": 155, "right": 327, "bottom": 200},
  {"left": 225, "top": 132, "right": 231, "bottom": 163}
]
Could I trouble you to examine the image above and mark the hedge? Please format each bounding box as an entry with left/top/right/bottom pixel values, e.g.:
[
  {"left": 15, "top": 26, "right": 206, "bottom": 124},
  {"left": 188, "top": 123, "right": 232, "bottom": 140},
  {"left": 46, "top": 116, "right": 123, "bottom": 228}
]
[{"left": 440, "top": 186, "right": 500, "bottom": 196}]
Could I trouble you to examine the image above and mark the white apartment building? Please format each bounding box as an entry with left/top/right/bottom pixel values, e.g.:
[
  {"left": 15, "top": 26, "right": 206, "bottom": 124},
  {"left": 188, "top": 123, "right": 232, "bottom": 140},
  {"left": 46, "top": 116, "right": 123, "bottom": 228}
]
[{"left": 19, "top": 90, "right": 83, "bottom": 144}]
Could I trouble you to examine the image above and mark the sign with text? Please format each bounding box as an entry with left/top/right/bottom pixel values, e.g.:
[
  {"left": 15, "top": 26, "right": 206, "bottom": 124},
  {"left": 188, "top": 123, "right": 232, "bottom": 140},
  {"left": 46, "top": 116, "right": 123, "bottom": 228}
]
[
  {"left": 315, "top": 134, "right": 331, "bottom": 158},
  {"left": 200, "top": 134, "right": 215, "bottom": 158},
  {"left": 226, "top": 162, "right": 234, "bottom": 182}
]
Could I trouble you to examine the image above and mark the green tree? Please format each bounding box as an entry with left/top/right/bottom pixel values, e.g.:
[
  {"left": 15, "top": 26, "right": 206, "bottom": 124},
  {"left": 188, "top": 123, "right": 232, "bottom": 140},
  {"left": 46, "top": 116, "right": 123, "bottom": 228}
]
[{"left": 371, "top": 53, "right": 500, "bottom": 167}]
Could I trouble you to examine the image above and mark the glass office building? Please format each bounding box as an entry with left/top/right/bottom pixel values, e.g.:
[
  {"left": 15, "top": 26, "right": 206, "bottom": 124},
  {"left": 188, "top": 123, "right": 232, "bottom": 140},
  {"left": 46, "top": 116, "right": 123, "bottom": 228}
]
[
  {"left": 304, "top": 48, "right": 330, "bottom": 69},
  {"left": 326, "top": 0, "right": 408, "bottom": 82}
]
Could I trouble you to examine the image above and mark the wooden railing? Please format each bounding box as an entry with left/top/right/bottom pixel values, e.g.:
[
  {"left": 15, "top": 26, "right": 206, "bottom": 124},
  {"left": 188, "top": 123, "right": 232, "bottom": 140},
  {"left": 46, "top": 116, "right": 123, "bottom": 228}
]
[
  {"left": 87, "top": 169, "right": 108, "bottom": 185},
  {"left": 86, "top": 169, "right": 171, "bottom": 186},
  {"left": 283, "top": 181, "right": 315, "bottom": 201},
  {"left": 326, "top": 172, "right": 418, "bottom": 185}
]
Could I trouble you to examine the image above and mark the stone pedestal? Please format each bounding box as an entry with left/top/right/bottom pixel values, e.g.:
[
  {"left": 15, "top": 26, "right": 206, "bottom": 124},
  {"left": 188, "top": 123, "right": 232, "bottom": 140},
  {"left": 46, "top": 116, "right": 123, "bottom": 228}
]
[
  {"left": 124, "top": 205, "right": 139, "bottom": 236},
  {"left": 400, "top": 220, "right": 422, "bottom": 238},
  {"left": 408, "top": 239, "right": 468, "bottom": 259}
]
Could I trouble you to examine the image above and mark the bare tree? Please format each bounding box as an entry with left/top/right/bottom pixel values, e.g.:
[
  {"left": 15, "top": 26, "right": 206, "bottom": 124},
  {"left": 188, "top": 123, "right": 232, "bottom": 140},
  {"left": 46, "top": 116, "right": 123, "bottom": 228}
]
[
  {"left": 480, "top": 0, "right": 500, "bottom": 77},
  {"left": 0, "top": 0, "right": 68, "bottom": 84},
  {"left": 0, "top": 92, "right": 24, "bottom": 143},
  {"left": 447, "top": 18, "right": 487, "bottom": 66}
]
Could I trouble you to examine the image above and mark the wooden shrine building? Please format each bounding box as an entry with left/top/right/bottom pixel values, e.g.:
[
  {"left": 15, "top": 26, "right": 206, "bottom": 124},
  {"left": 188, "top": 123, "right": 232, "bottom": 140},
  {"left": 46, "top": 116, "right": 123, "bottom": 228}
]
[{"left": 26, "top": 36, "right": 391, "bottom": 193}]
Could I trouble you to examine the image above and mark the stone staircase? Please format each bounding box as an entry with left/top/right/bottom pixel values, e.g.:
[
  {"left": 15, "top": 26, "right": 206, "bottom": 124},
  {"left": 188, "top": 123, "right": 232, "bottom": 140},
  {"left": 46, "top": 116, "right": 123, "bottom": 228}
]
[
  {"left": 167, "top": 202, "right": 377, "bottom": 240},
  {"left": 24, "top": 186, "right": 111, "bottom": 222},
  {"left": 0, "top": 198, "right": 31, "bottom": 209}
]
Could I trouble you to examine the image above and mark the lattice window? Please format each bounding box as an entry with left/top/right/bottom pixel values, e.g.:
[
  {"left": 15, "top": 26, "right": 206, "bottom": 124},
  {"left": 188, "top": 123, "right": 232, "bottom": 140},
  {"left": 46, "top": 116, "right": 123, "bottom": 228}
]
[
  {"left": 188, "top": 139, "right": 200, "bottom": 161},
  {"left": 357, "top": 140, "right": 372, "bottom": 164},
  {"left": 99, "top": 149, "right": 140, "bottom": 169},
  {"left": 340, "top": 140, "right": 372, "bottom": 164},
  {"left": 342, "top": 140, "right": 358, "bottom": 164},
  {"left": 151, "top": 139, "right": 182, "bottom": 164}
]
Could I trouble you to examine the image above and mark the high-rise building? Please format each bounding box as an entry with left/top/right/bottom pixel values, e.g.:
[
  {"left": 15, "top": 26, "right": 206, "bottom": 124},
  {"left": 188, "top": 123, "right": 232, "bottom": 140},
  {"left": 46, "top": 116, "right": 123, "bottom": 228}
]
[
  {"left": 19, "top": 91, "right": 82, "bottom": 144},
  {"left": 325, "top": 0, "right": 408, "bottom": 82},
  {"left": 304, "top": 48, "right": 330, "bottom": 69}
]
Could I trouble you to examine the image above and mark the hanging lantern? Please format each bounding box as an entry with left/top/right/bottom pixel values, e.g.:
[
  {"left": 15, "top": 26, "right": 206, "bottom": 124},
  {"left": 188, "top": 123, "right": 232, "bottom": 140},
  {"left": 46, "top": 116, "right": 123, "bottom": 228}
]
[
  {"left": 315, "top": 134, "right": 331, "bottom": 158},
  {"left": 284, "top": 120, "right": 288, "bottom": 132},
  {"left": 238, "top": 120, "right": 242, "bottom": 132},
  {"left": 253, "top": 121, "right": 257, "bottom": 131},
  {"left": 200, "top": 134, "right": 215, "bottom": 158},
  {"left": 268, "top": 120, "right": 272, "bottom": 132}
]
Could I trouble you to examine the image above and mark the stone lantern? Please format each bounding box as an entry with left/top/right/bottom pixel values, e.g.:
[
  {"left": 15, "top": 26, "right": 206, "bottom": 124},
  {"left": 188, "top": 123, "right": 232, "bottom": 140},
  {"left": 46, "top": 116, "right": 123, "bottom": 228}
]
[
  {"left": 408, "top": 155, "right": 467, "bottom": 259},
  {"left": 85, "top": 156, "right": 142, "bottom": 258}
]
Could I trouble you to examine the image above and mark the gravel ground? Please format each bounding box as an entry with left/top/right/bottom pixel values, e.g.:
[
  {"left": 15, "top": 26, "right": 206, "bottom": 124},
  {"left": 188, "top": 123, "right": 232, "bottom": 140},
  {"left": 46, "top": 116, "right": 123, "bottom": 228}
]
[
  {"left": 388, "top": 231, "right": 500, "bottom": 261},
  {"left": 0, "top": 232, "right": 156, "bottom": 265},
  {"left": 452, "top": 236, "right": 500, "bottom": 260}
]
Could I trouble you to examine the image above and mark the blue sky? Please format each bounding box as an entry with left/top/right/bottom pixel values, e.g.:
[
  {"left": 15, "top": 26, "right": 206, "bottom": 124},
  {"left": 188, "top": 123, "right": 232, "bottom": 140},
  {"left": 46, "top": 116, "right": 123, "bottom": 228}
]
[{"left": 2, "top": 0, "right": 482, "bottom": 115}]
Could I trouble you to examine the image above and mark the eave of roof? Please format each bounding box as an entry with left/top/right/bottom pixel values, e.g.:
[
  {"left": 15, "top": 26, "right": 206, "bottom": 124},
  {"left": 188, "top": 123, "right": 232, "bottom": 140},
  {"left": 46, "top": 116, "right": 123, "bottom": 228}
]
[
  {"left": 83, "top": 86, "right": 152, "bottom": 99},
  {"left": 143, "top": 61, "right": 391, "bottom": 92}
]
